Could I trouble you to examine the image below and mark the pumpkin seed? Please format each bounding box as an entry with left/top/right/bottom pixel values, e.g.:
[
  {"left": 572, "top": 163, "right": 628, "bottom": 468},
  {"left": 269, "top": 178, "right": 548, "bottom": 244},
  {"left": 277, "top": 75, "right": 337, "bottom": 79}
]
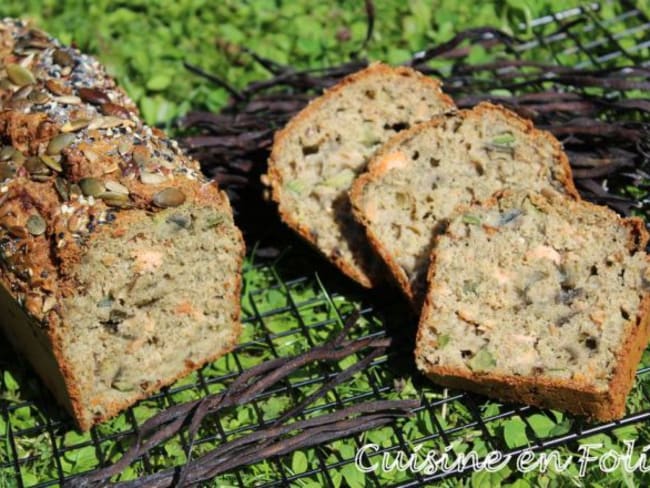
[
  {"left": 87, "top": 116, "right": 126, "bottom": 130},
  {"left": 27, "top": 89, "right": 49, "bottom": 104},
  {"left": 0, "top": 162, "right": 14, "bottom": 181},
  {"left": 47, "top": 133, "right": 76, "bottom": 155},
  {"left": 0, "top": 146, "right": 15, "bottom": 161},
  {"left": 112, "top": 379, "right": 134, "bottom": 392},
  {"left": 153, "top": 187, "right": 186, "bottom": 208},
  {"left": 52, "top": 48, "right": 74, "bottom": 67},
  {"left": 40, "top": 155, "right": 62, "bottom": 172},
  {"left": 69, "top": 183, "right": 82, "bottom": 197},
  {"left": 11, "top": 150, "right": 25, "bottom": 166},
  {"left": 6, "top": 63, "right": 36, "bottom": 86},
  {"left": 26, "top": 214, "right": 46, "bottom": 236},
  {"left": 140, "top": 170, "right": 167, "bottom": 185},
  {"left": 78, "top": 87, "right": 110, "bottom": 105},
  {"left": 320, "top": 168, "right": 356, "bottom": 189},
  {"left": 204, "top": 213, "right": 225, "bottom": 229},
  {"left": 437, "top": 334, "right": 450, "bottom": 347},
  {"left": 61, "top": 118, "right": 90, "bottom": 132},
  {"left": 79, "top": 177, "right": 105, "bottom": 197},
  {"left": 104, "top": 180, "right": 129, "bottom": 195},
  {"left": 54, "top": 176, "right": 69, "bottom": 201},
  {"left": 24, "top": 156, "right": 48, "bottom": 174}
]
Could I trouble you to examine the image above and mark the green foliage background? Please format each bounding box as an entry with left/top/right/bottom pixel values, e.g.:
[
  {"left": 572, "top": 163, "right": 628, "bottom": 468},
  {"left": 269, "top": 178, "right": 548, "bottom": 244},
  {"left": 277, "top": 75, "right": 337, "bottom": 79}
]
[{"left": 0, "top": 0, "right": 597, "bottom": 126}]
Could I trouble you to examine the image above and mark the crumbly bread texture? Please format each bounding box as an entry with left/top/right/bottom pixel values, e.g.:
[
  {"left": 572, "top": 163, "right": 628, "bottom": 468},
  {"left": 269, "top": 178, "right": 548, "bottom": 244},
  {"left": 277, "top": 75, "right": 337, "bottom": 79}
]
[
  {"left": 267, "top": 63, "right": 455, "bottom": 287},
  {"left": 350, "top": 103, "right": 579, "bottom": 308},
  {"left": 415, "top": 191, "right": 650, "bottom": 421},
  {"left": 0, "top": 19, "right": 244, "bottom": 430}
]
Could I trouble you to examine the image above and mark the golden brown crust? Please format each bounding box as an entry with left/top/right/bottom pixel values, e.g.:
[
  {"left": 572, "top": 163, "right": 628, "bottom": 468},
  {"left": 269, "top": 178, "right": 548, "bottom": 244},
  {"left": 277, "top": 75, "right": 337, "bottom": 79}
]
[
  {"left": 0, "top": 19, "right": 244, "bottom": 430},
  {"left": 267, "top": 62, "right": 455, "bottom": 288},
  {"left": 414, "top": 194, "right": 650, "bottom": 421},
  {"left": 350, "top": 102, "right": 580, "bottom": 306}
]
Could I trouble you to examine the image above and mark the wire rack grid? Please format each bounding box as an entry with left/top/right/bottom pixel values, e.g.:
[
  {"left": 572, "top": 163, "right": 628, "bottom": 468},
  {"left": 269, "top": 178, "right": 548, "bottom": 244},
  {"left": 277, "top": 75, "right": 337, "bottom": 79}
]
[{"left": 2, "top": 1, "right": 650, "bottom": 487}]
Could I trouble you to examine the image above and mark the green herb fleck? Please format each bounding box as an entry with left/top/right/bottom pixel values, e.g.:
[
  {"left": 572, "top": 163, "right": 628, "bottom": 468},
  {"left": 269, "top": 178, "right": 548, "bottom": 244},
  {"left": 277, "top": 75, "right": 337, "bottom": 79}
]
[{"left": 462, "top": 214, "right": 481, "bottom": 225}]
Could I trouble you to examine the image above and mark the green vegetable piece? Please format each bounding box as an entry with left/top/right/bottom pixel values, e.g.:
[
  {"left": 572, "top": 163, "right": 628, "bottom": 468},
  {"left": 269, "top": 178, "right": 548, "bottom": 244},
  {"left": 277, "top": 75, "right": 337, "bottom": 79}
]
[
  {"left": 285, "top": 179, "right": 305, "bottom": 195},
  {"left": 437, "top": 334, "right": 450, "bottom": 347},
  {"left": 320, "top": 168, "right": 355, "bottom": 189},
  {"left": 468, "top": 348, "right": 496, "bottom": 372},
  {"left": 462, "top": 214, "right": 481, "bottom": 225},
  {"left": 491, "top": 132, "right": 515, "bottom": 147}
]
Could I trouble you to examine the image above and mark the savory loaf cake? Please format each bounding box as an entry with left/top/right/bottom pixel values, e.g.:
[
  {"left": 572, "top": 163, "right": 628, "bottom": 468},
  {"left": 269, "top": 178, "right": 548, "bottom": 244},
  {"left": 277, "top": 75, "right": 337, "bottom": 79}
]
[
  {"left": 266, "top": 63, "right": 455, "bottom": 287},
  {"left": 350, "top": 103, "right": 579, "bottom": 307},
  {"left": 415, "top": 190, "right": 650, "bottom": 420},
  {"left": 0, "top": 19, "right": 244, "bottom": 430}
]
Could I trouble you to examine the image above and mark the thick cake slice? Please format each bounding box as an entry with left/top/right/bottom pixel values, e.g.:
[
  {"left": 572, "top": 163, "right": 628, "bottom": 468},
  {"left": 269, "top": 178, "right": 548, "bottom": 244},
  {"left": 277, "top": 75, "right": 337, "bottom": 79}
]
[
  {"left": 267, "top": 63, "right": 455, "bottom": 287},
  {"left": 0, "top": 19, "right": 244, "bottom": 430},
  {"left": 415, "top": 191, "right": 650, "bottom": 421},
  {"left": 350, "top": 103, "right": 578, "bottom": 307}
]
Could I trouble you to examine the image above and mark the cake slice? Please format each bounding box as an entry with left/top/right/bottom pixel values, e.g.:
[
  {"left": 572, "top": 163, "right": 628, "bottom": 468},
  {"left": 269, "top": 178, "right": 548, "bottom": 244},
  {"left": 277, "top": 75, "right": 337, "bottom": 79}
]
[
  {"left": 350, "top": 103, "right": 579, "bottom": 307},
  {"left": 415, "top": 190, "right": 650, "bottom": 420},
  {"left": 266, "top": 63, "right": 455, "bottom": 287}
]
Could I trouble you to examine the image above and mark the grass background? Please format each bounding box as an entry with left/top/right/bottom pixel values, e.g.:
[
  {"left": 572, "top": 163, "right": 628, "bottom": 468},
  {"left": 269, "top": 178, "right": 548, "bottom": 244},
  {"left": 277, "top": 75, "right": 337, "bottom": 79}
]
[
  {"left": 0, "top": 0, "right": 603, "bottom": 126},
  {"left": 1, "top": 1, "right": 650, "bottom": 487}
]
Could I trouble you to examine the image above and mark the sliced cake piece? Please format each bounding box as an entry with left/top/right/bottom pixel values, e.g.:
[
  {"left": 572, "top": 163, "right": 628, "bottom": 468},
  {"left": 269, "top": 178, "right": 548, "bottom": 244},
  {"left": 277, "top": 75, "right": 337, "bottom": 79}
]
[
  {"left": 350, "top": 102, "right": 579, "bottom": 307},
  {"left": 415, "top": 191, "right": 650, "bottom": 421},
  {"left": 267, "top": 63, "right": 455, "bottom": 287}
]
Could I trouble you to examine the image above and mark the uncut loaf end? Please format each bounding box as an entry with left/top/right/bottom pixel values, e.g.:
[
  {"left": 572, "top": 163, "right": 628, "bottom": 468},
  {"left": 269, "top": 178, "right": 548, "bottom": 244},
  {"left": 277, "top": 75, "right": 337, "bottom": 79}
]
[
  {"left": 350, "top": 103, "right": 579, "bottom": 310},
  {"left": 267, "top": 62, "right": 455, "bottom": 287},
  {"left": 415, "top": 191, "right": 650, "bottom": 421},
  {"left": 0, "top": 19, "right": 244, "bottom": 430}
]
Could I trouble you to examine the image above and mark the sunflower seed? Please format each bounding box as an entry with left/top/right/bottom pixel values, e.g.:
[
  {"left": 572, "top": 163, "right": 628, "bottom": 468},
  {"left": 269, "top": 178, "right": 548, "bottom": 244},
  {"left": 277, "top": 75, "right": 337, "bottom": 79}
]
[
  {"left": 69, "top": 183, "right": 82, "bottom": 197},
  {"left": 104, "top": 180, "right": 129, "bottom": 195},
  {"left": 52, "top": 48, "right": 74, "bottom": 67},
  {"left": 47, "top": 133, "right": 76, "bottom": 155},
  {"left": 153, "top": 187, "right": 186, "bottom": 208},
  {"left": 99, "top": 191, "right": 129, "bottom": 202},
  {"left": 140, "top": 170, "right": 167, "bottom": 185},
  {"left": 79, "top": 177, "right": 105, "bottom": 197},
  {"left": 166, "top": 213, "right": 192, "bottom": 229},
  {"left": 78, "top": 87, "right": 110, "bottom": 105},
  {"left": 53, "top": 95, "right": 82, "bottom": 105},
  {"left": 102, "top": 196, "right": 133, "bottom": 208},
  {"left": 26, "top": 214, "right": 46, "bottom": 235},
  {"left": 54, "top": 176, "right": 69, "bottom": 201},
  {"left": 6, "top": 63, "right": 36, "bottom": 86},
  {"left": 40, "top": 155, "right": 62, "bottom": 172},
  {"left": 87, "top": 116, "right": 127, "bottom": 131},
  {"left": 13, "top": 84, "right": 33, "bottom": 99},
  {"left": 61, "top": 118, "right": 91, "bottom": 133}
]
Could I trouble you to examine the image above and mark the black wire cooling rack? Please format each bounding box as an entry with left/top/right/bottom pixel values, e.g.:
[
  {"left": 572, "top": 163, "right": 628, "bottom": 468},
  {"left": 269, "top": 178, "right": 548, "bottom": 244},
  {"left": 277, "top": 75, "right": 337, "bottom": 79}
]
[{"left": 2, "top": 2, "right": 650, "bottom": 487}]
